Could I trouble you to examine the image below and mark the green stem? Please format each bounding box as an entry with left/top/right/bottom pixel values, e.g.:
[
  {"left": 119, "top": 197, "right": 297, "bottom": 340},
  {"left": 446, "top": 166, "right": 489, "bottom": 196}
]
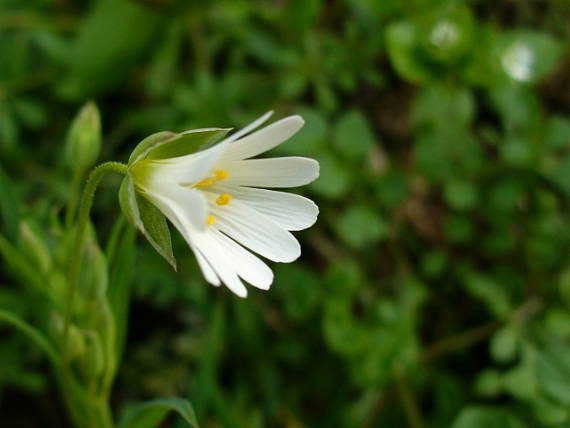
[
  {"left": 65, "top": 167, "right": 85, "bottom": 229},
  {"left": 60, "top": 161, "right": 128, "bottom": 428},
  {"left": 62, "top": 161, "right": 128, "bottom": 354}
]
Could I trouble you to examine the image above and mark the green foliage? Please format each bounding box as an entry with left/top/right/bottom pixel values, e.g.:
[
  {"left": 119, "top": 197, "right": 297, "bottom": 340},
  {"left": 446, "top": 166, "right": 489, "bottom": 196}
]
[{"left": 1, "top": 0, "right": 569, "bottom": 427}]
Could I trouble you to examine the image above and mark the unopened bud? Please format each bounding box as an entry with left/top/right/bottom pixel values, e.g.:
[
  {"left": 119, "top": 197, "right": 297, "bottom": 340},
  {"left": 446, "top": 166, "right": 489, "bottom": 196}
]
[{"left": 65, "top": 101, "right": 101, "bottom": 171}]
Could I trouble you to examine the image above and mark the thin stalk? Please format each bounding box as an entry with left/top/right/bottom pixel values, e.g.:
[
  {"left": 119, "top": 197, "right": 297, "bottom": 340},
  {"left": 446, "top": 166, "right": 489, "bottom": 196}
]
[
  {"left": 60, "top": 161, "right": 128, "bottom": 428},
  {"left": 65, "top": 167, "right": 85, "bottom": 229}
]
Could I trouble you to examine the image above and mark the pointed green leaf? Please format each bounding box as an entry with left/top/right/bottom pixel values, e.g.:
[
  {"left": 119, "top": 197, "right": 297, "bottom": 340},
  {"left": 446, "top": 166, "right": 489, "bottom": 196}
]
[
  {"left": 119, "top": 175, "right": 176, "bottom": 270},
  {"left": 106, "top": 218, "right": 136, "bottom": 363},
  {"left": 118, "top": 397, "right": 199, "bottom": 428}
]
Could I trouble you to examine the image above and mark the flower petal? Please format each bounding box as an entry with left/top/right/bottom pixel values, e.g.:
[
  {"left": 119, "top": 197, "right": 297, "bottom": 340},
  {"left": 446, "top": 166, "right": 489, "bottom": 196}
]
[
  {"left": 209, "top": 229, "right": 273, "bottom": 290},
  {"left": 135, "top": 139, "right": 227, "bottom": 188},
  {"left": 221, "top": 115, "right": 304, "bottom": 162},
  {"left": 217, "top": 186, "right": 318, "bottom": 231},
  {"left": 191, "top": 245, "right": 221, "bottom": 287},
  {"left": 191, "top": 232, "right": 248, "bottom": 297},
  {"left": 144, "top": 185, "right": 208, "bottom": 230},
  {"left": 221, "top": 111, "right": 274, "bottom": 145},
  {"left": 222, "top": 157, "right": 319, "bottom": 188},
  {"left": 211, "top": 198, "right": 301, "bottom": 262}
]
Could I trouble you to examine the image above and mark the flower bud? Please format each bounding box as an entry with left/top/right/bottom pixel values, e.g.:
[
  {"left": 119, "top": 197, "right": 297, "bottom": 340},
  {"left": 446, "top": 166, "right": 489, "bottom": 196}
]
[
  {"left": 19, "top": 220, "right": 52, "bottom": 275},
  {"left": 65, "top": 101, "right": 101, "bottom": 172}
]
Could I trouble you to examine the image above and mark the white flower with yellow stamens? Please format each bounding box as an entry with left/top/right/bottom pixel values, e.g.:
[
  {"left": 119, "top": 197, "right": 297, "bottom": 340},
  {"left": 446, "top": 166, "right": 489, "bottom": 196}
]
[{"left": 121, "top": 112, "right": 319, "bottom": 297}]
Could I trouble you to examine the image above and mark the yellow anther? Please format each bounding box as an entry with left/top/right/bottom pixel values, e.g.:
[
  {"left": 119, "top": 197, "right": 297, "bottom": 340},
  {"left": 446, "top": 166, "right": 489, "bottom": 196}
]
[
  {"left": 205, "top": 215, "right": 216, "bottom": 226},
  {"left": 214, "top": 169, "right": 229, "bottom": 180},
  {"left": 195, "top": 177, "right": 215, "bottom": 188},
  {"left": 216, "top": 193, "right": 232, "bottom": 206}
]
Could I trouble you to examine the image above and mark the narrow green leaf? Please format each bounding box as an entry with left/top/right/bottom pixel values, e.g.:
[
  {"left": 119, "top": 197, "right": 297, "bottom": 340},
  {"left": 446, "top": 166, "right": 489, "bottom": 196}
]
[
  {"left": 106, "top": 218, "right": 136, "bottom": 363},
  {"left": 0, "top": 233, "right": 44, "bottom": 291},
  {"left": 0, "top": 309, "right": 61, "bottom": 368},
  {"left": 0, "top": 163, "right": 21, "bottom": 242},
  {"left": 118, "top": 397, "right": 199, "bottom": 428}
]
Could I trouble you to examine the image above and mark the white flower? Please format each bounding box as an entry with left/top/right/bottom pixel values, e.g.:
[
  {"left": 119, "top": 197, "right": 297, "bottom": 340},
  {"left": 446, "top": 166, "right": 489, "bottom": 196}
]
[{"left": 131, "top": 112, "right": 319, "bottom": 297}]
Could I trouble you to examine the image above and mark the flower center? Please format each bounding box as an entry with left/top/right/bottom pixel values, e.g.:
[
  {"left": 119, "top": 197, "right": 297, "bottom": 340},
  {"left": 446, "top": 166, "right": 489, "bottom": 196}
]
[
  {"left": 194, "top": 169, "right": 229, "bottom": 188},
  {"left": 205, "top": 215, "right": 216, "bottom": 226},
  {"left": 216, "top": 193, "right": 232, "bottom": 205}
]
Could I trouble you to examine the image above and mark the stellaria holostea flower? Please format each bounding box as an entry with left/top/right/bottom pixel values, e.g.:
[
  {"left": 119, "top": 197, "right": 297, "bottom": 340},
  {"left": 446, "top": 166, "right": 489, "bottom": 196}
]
[{"left": 126, "top": 112, "right": 319, "bottom": 297}]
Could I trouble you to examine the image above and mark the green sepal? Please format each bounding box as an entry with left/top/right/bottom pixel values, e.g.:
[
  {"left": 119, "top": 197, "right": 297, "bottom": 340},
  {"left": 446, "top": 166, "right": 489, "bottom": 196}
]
[
  {"left": 128, "top": 131, "right": 176, "bottom": 165},
  {"left": 128, "top": 128, "right": 230, "bottom": 165},
  {"left": 118, "top": 397, "right": 199, "bottom": 428},
  {"left": 119, "top": 175, "right": 176, "bottom": 270}
]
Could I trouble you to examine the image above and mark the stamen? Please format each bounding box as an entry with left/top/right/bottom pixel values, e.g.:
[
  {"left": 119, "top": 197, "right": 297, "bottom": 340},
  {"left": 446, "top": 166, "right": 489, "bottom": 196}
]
[
  {"left": 205, "top": 215, "right": 216, "bottom": 226},
  {"left": 216, "top": 193, "right": 232, "bottom": 206},
  {"left": 213, "top": 170, "right": 229, "bottom": 180},
  {"left": 195, "top": 177, "right": 215, "bottom": 188}
]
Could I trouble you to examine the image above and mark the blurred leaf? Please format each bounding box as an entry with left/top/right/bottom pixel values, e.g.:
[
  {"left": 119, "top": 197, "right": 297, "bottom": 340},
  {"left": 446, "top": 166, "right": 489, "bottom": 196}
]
[
  {"left": 64, "top": 0, "right": 163, "bottom": 97},
  {"left": 107, "top": 219, "right": 136, "bottom": 363},
  {"left": 0, "top": 163, "right": 21, "bottom": 242},
  {"left": 336, "top": 205, "right": 387, "bottom": 249},
  {"left": 536, "top": 344, "right": 570, "bottom": 406},
  {"left": 279, "top": 107, "right": 327, "bottom": 157},
  {"left": 309, "top": 153, "right": 350, "bottom": 199},
  {"left": 412, "top": 85, "right": 475, "bottom": 131},
  {"left": 386, "top": 21, "right": 434, "bottom": 83},
  {"left": 544, "top": 116, "right": 570, "bottom": 150},
  {"left": 418, "top": 7, "right": 475, "bottom": 65},
  {"left": 497, "top": 31, "right": 563, "bottom": 84},
  {"left": 444, "top": 180, "right": 478, "bottom": 211},
  {"left": 490, "top": 324, "right": 519, "bottom": 363},
  {"left": 118, "top": 397, "right": 198, "bottom": 428},
  {"left": 462, "top": 271, "right": 512, "bottom": 317},
  {"left": 275, "top": 264, "right": 321, "bottom": 321},
  {"left": 451, "top": 406, "right": 526, "bottom": 428},
  {"left": 332, "top": 110, "right": 376, "bottom": 162}
]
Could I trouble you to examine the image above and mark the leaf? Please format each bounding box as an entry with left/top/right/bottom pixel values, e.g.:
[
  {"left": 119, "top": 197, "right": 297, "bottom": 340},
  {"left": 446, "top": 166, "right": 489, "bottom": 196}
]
[
  {"left": 118, "top": 397, "right": 199, "bottom": 428},
  {"left": 385, "top": 21, "right": 434, "bottom": 84},
  {"left": 332, "top": 110, "right": 376, "bottom": 162},
  {"left": 336, "top": 205, "right": 387, "bottom": 248},
  {"left": 64, "top": 0, "right": 163, "bottom": 97},
  {"left": 0, "top": 163, "right": 21, "bottom": 243},
  {"left": 497, "top": 31, "right": 563, "bottom": 84},
  {"left": 536, "top": 344, "right": 570, "bottom": 406},
  {"left": 106, "top": 218, "right": 136, "bottom": 363},
  {"left": 451, "top": 407, "right": 526, "bottom": 428},
  {"left": 0, "top": 309, "right": 61, "bottom": 368},
  {"left": 119, "top": 175, "right": 176, "bottom": 270}
]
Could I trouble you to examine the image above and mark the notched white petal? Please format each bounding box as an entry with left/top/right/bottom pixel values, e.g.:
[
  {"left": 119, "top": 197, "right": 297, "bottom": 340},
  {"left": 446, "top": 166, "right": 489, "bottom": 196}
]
[
  {"left": 219, "top": 186, "right": 318, "bottom": 231},
  {"left": 222, "top": 157, "right": 319, "bottom": 188},
  {"left": 221, "top": 115, "right": 305, "bottom": 162},
  {"left": 212, "top": 199, "right": 301, "bottom": 262}
]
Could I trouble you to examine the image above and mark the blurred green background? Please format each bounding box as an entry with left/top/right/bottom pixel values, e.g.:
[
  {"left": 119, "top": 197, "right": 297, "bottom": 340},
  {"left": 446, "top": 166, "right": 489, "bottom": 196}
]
[{"left": 1, "top": 0, "right": 570, "bottom": 427}]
